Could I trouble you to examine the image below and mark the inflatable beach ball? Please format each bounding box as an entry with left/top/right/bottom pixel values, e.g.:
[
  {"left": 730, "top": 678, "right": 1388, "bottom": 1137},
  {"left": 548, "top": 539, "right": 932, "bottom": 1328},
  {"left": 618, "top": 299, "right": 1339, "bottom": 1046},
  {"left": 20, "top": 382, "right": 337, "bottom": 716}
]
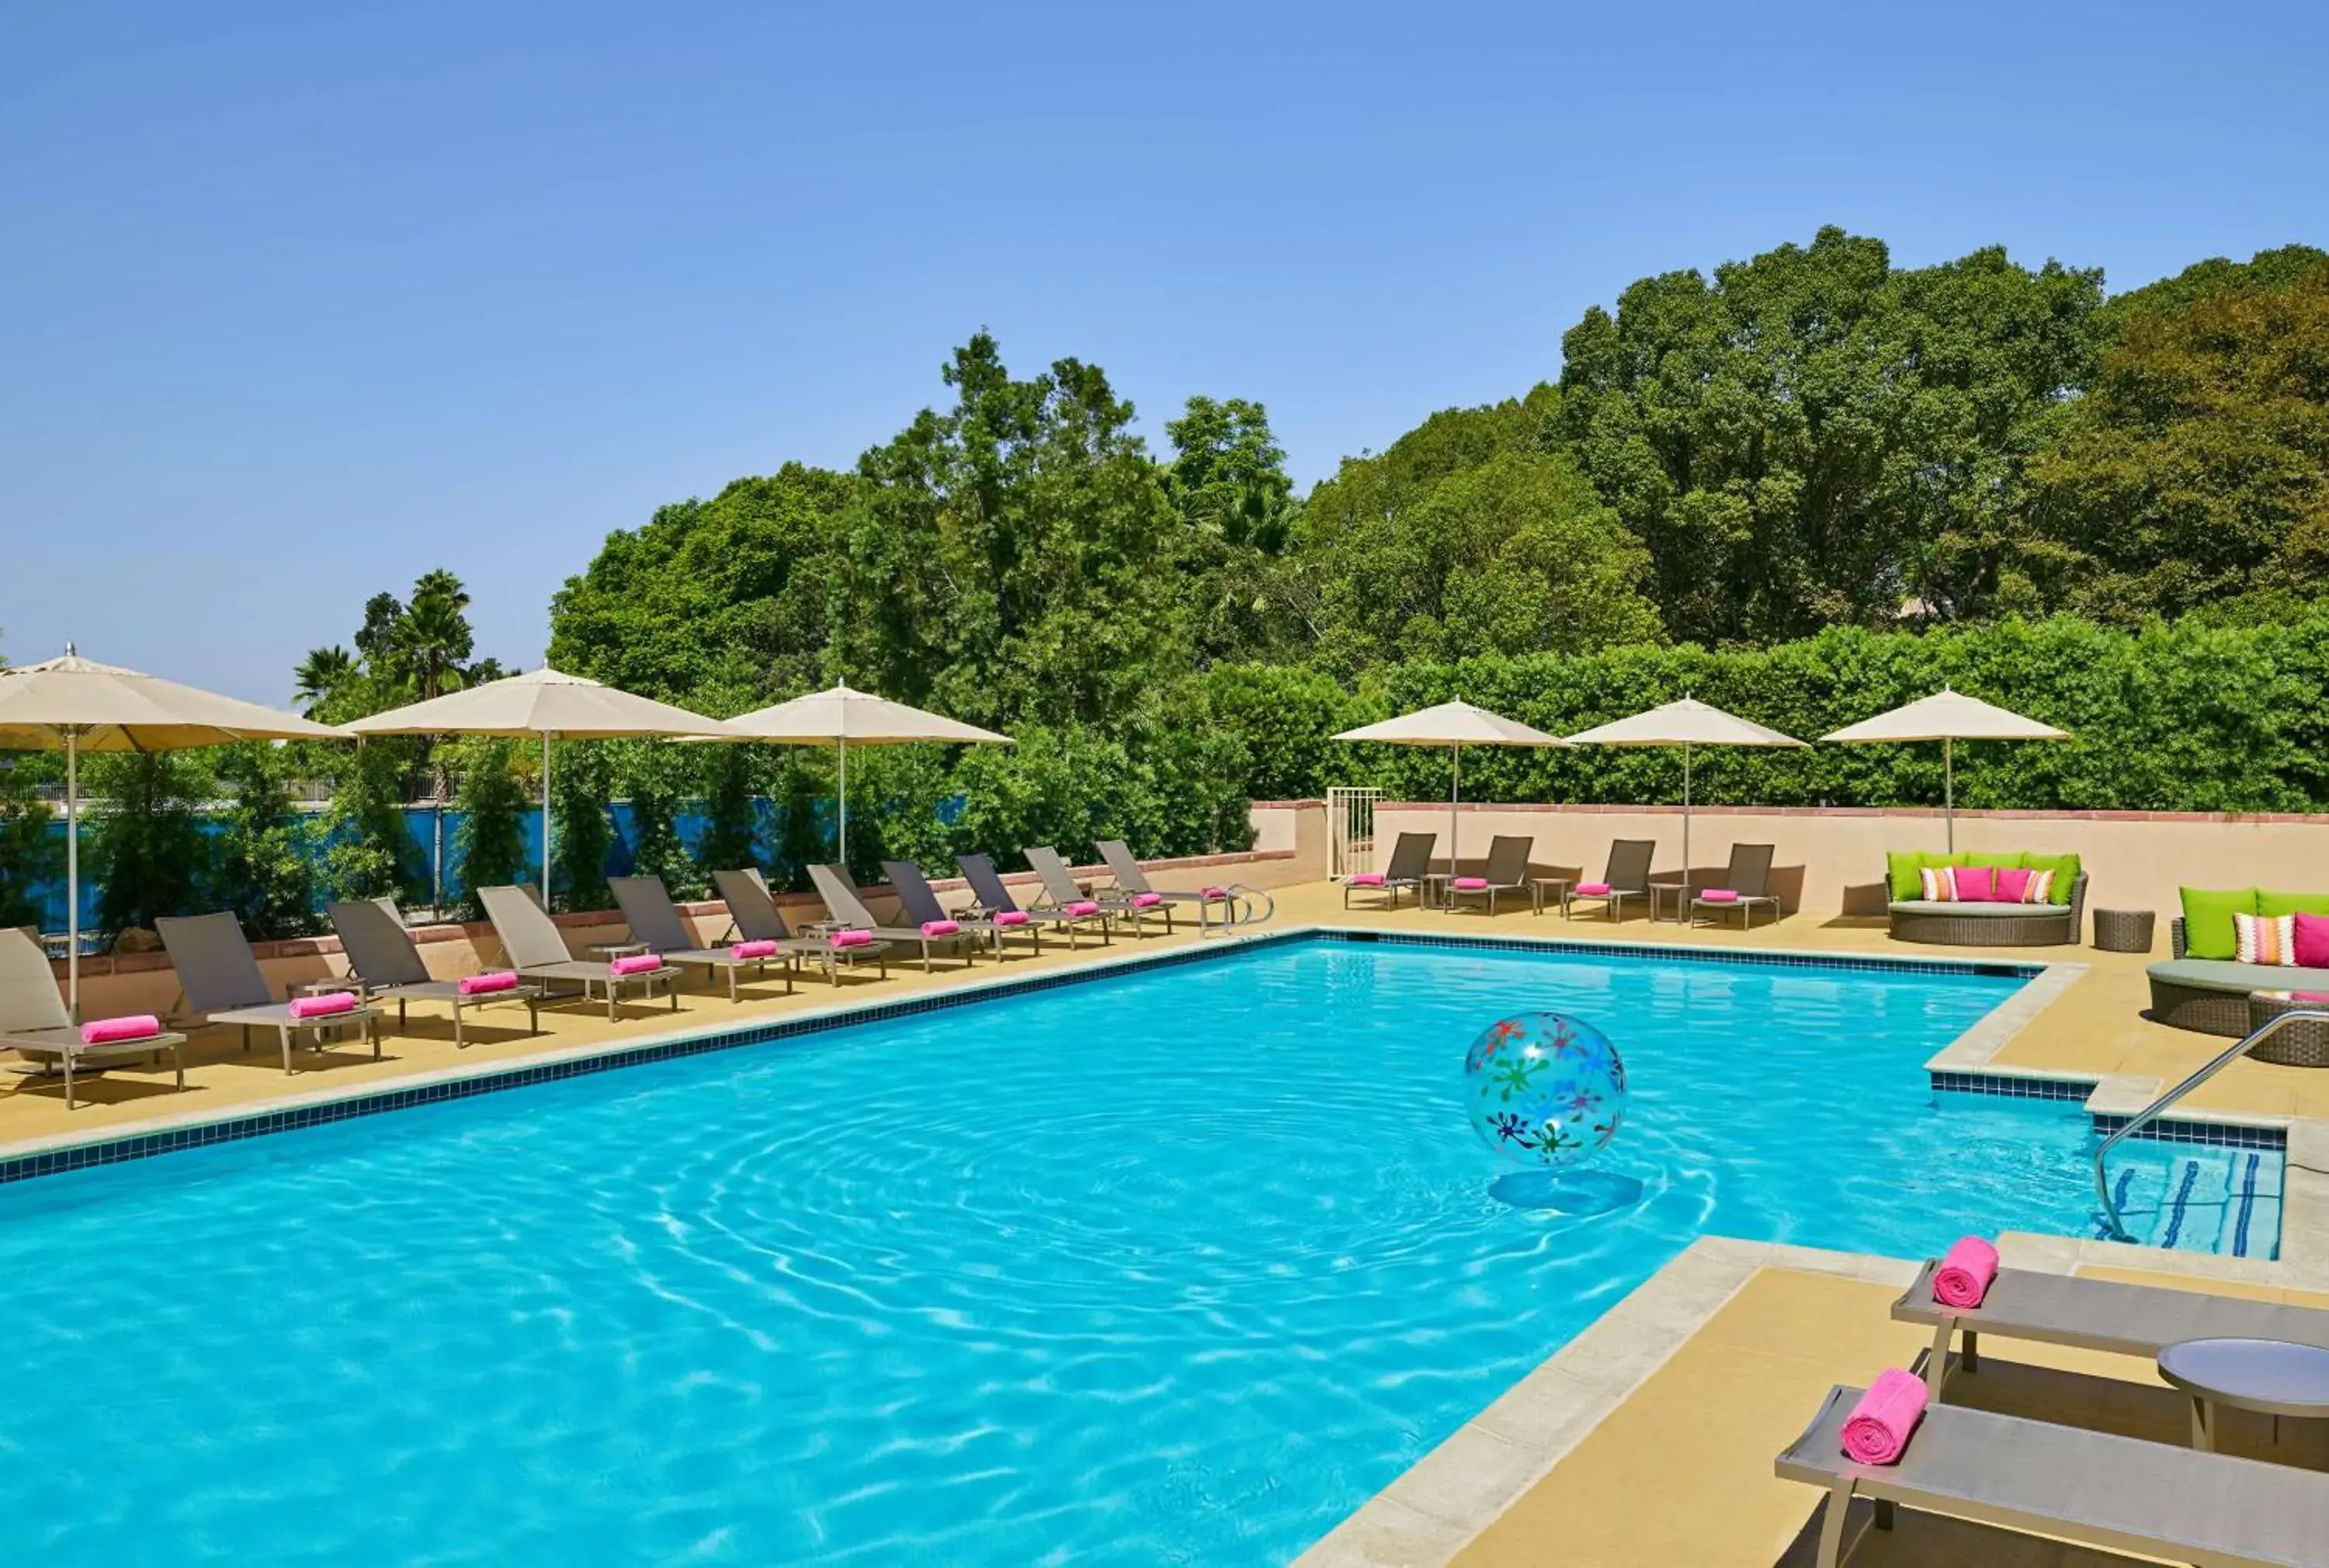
[{"left": 1463, "top": 1011, "right": 1627, "bottom": 1167}]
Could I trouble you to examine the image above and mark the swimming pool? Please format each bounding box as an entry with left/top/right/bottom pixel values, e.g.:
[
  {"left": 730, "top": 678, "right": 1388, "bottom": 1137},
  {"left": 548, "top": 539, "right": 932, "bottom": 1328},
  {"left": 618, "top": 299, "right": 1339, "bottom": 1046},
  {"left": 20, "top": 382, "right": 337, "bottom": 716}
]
[{"left": 0, "top": 936, "right": 2181, "bottom": 1563}]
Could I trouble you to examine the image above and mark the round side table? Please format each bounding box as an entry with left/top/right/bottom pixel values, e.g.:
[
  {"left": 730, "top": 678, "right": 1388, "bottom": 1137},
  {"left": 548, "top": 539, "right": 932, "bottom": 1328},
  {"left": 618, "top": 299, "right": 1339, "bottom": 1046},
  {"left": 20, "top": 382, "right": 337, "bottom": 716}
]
[
  {"left": 2156, "top": 1337, "right": 2329, "bottom": 1451},
  {"left": 2246, "top": 991, "right": 2329, "bottom": 1066},
  {"left": 2091, "top": 908, "right": 2156, "bottom": 953}
]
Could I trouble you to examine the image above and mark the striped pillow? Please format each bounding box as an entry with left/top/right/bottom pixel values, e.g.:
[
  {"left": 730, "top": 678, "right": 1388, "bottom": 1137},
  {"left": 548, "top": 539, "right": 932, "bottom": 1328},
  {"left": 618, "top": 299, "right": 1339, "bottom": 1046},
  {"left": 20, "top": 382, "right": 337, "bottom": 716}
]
[
  {"left": 1918, "top": 866, "right": 1958, "bottom": 903},
  {"left": 2235, "top": 911, "right": 2299, "bottom": 966},
  {"left": 2022, "top": 868, "right": 2056, "bottom": 905}
]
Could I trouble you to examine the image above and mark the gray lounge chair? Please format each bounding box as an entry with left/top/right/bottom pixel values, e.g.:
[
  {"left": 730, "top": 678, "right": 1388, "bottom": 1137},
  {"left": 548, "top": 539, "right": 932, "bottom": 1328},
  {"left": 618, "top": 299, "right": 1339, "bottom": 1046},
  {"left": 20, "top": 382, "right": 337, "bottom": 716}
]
[
  {"left": 1028, "top": 845, "right": 1168, "bottom": 937},
  {"left": 476, "top": 884, "right": 679, "bottom": 1021},
  {"left": 1891, "top": 1258, "right": 2329, "bottom": 1400},
  {"left": 1690, "top": 842, "right": 1781, "bottom": 929},
  {"left": 1447, "top": 834, "right": 1533, "bottom": 917},
  {"left": 1566, "top": 839, "right": 1657, "bottom": 921},
  {"left": 328, "top": 897, "right": 543, "bottom": 1047},
  {"left": 0, "top": 927, "right": 186, "bottom": 1108},
  {"left": 884, "top": 860, "right": 1022, "bottom": 959},
  {"left": 608, "top": 875, "right": 800, "bottom": 1001},
  {"left": 1337, "top": 831, "right": 1436, "bottom": 911},
  {"left": 806, "top": 863, "right": 963, "bottom": 973},
  {"left": 1778, "top": 1381, "right": 2327, "bottom": 1568},
  {"left": 1096, "top": 838, "right": 1256, "bottom": 931},
  {"left": 958, "top": 853, "right": 1109, "bottom": 949},
  {"left": 155, "top": 911, "right": 382, "bottom": 1074},
  {"left": 710, "top": 868, "right": 890, "bottom": 986}
]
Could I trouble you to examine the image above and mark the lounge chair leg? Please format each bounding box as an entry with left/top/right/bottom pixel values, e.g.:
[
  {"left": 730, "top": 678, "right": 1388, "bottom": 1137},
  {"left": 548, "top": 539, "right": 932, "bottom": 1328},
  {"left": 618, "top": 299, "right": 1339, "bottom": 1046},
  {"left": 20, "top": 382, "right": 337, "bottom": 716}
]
[
  {"left": 1873, "top": 1498, "right": 1895, "bottom": 1532},
  {"left": 1924, "top": 1320, "right": 1956, "bottom": 1396},
  {"left": 279, "top": 1026, "right": 293, "bottom": 1075},
  {"left": 171, "top": 1044, "right": 183, "bottom": 1092},
  {"left": 1960, "top": 1329, "right": 1978, "bottom": 1374},
  {"left": 63, "top": 1053, "right": 75, "bottom": 1110},
  {"left": 1816, "top": 1474, "right": 1855, "bottom": 1568},
  {"left": 454, "top": 1000, "right": 467, "bottom": 1049}
]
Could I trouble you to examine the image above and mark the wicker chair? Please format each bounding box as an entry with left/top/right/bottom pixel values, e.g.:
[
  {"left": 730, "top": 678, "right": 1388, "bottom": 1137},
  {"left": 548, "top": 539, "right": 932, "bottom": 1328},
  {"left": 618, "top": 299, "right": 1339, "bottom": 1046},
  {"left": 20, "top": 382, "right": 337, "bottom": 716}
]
[
  {"left": 2143, "top": 918, "right": 2329, "bottom": 1039},
  {"left": 1888, "top": 873, "right": 2088, "bottom": 947}
]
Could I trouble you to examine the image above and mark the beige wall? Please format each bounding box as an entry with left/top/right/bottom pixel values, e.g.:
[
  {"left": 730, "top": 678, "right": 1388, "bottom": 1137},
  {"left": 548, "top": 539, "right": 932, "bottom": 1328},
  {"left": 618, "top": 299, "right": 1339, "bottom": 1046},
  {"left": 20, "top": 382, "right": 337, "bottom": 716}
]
[{"left": 1358, "top": 801, "right": 2329, "bottom": 919}]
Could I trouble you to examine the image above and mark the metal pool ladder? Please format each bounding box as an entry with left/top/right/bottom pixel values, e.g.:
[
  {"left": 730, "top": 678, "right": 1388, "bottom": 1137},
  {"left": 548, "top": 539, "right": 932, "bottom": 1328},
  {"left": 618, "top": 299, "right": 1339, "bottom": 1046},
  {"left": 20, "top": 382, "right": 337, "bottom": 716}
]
[{"left": 2092, "top": 1008, "right": 2323, "bottom": 1243}]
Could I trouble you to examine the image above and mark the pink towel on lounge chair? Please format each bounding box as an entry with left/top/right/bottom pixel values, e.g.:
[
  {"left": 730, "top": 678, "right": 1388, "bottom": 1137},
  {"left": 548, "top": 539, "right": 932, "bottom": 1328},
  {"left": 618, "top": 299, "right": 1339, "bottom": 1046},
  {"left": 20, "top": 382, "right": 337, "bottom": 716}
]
[
  {"left": 2292, "top": 990, "right": 2329, "bottom": 1004},
  {"left": 79, "top": 1014, "right": 161, "bottom": 1046},
  {"left": 1200, "top": 886, "right": 1230, "bottom": 899},
  {"left": 992, "top": 911, "right": 1030, "bottom": 927},
  {"left": 459, "top": 971, "right": 519, "bottom": 996},
  {"left": 1346, "top": 873, "right": 1386, "bottom": 887},
  {"left": 1453, "top": 876, "right": 1488, "bottom": 890},
  {"left": 1932, "top": 1235, "right": 1999, "bottom": 1308},
  {"left": 1841, "top": 1369, "right": 1928, "bottom": 1466},
  {"left": 1130, "top": 891, "right": 1164, "bottom": 906},
  {"left": 609, "top": 954, "right": 661, "bottom": 977},
  {"left": 1575, "top": 881, "right": 1612, "bottom": 897},
  {"left": 1699, "top": 889, "right": 1740, "bottom": 903},
  {"left": 731, "top": 939, "right": 779, "bottom": 960},
  {"left": 829, "top": 928, "right": 873, "bottom": 949},
  {"left": 921, "top": 919, "right": 960, "bottom": 937},
  {"left": 1065, "top": 900, "right": 1101, "bottom": 917},
  {"left": 288, "top": 991, "right": 358, "bottom": 1019}
]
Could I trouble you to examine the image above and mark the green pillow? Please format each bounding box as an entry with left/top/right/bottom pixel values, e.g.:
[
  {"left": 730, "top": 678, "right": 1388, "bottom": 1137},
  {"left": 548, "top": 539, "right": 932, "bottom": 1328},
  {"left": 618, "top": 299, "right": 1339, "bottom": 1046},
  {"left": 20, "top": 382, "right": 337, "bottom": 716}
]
[
  {"left": 2258, "top": 890, "right": 2329, "bottom": 919},
  {"left": 1965, "top": 852, "right": 2027, "bottom": 870},
  {"left": 2179, "top": 886, "right": 2258, "bottom": 961},
  {"left": 2022, "top": 852, "right": 2081, "bottom": 893},
  {"left": 1888, "top": 851, "right": 1966, "bottom": 901}
]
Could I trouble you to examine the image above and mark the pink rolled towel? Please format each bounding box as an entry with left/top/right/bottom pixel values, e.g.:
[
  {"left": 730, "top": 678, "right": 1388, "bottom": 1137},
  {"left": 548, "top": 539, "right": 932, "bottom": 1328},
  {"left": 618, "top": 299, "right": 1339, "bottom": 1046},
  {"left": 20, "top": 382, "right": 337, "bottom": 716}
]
[
  {"left": 1130, "top": 891, "right": 1164, "bottom": 907},
  {"left": 1346, "top": 873, "right": 1386, "bottom": 888},
  {"left": 288, "top": 991, "right": 358, "bottom": 1019},
  {"left": 921, "top": 919, "right": 960, "bottom": 937},
  {"left": 1065, "top": 900, "right": 1101, "bottom": 917},
  {"left": 609, "top": 953, "right": 661, "bottom": 977},
  {"left": 459, "top": 971, "right": 519, "bottom": 996},
  {"left": 1840, "top": 1369, "right": 1928, "bottom": 1466},
  {"left": 79, "top": 1014, "right": 161, "bottom": 1046},
  {"left": 2292, "top": 990, "right": 2329, "bottom": 1004},
  {"left": 1932, "top": 1235, "right": 1999, "bottom": 1309},
  {"left": 992, "top": 911, "right": 1030, "bottom": 928},
  {"left": 1453, "top": 876, "right": 1488, "bottom": 890},
  {"left": 1699, "top": 889, "right": 1740, "bottom": 903},
  {"left": 731, "top": 939, "right": 779, "bottom": 960},
  {"left": 1575, "top": 881, "right": 1612, "bottom": 897},
  {"left": 829, "top": 928, "right": 874, "bottom": 949},
  {"left": 1200, "top": 886, "right": 1230, "bottom": 900}
]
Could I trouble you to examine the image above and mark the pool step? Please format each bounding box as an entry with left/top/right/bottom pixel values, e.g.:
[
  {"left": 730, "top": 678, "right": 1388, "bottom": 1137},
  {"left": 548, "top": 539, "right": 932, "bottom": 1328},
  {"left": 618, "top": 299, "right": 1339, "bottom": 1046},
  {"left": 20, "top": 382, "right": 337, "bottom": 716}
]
[{"left": 2093, "top": 1146, "right": 2281, "bottom": 1260}]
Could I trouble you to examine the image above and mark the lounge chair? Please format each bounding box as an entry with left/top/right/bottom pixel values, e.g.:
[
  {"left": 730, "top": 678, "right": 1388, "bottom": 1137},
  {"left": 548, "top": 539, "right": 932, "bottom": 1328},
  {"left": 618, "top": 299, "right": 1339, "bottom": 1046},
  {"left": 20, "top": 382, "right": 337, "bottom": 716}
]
[
  {"left": 1777, "top": 1382, "right": 2327, "bottom": 1568},
  {"left": 1027, "top": 845, "right": 1168, "bottom": 937},
  {"left": 710, "top": 868, "right": 890, "bottom": 986},
  {"left": 608, "top": 875, "right": 801, "bottom": 1001},
  {"left": 1096, "top": 838, "right": 1256, "bottom": 930},
  {"left": 0, "top": 927, "right": 186, "bottom": 1108},
  {"left": 328, "top": 897, "right": 543, "bottom": 1047},
  {"left": 957, "top": 853, "right": 1109, "bottom": 949},
  {"left": 1890, "top": 1257, "right": 2329, "bottom": 1400},
  {"left": 806, "top": 863, "right": 966, "bottom": 973},
  {"left": 1689, "top": 842, "right": 1781, "bottom": 929},
  {"left": 1336, "top": 831, "right": 1435, "bottom": 911},
  {"left": 155, "top": 911, "right": 382, "bottom": 1074},
  {"left": 884, "top": 860, "right": 1022, "bottom": 959},
  {"left": 1447, "top": 834, "right": 1533, "bottom": 916},
  {"left": 476, "top": 884, "right": 680, "bottom": 1021},
  {"left": 1565, "top": 839, "right": 1656, "bottom": 921}
]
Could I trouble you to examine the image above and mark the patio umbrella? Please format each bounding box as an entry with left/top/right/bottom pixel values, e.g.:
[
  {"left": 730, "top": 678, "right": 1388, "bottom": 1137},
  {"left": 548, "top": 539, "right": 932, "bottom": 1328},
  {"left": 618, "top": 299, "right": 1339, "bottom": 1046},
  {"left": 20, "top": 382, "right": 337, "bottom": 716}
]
[
  {"left": 341, "top": 668, "right": 745, "bottom": 897},
  {"left": 1564, "top": 698, "right": 1807, "bottom": 890},
  {"left": 716, "top": 684, "right": 1012, "bottom": 862},
  {"left": 0, "top": 647, "right": 342, "bottom": 1015},
  {"left": 1821, "top": 687, "right": 2070, "bottom": 852},
  {"left": 1332, "top": 701, "right": 1568, "bottom": 882}
]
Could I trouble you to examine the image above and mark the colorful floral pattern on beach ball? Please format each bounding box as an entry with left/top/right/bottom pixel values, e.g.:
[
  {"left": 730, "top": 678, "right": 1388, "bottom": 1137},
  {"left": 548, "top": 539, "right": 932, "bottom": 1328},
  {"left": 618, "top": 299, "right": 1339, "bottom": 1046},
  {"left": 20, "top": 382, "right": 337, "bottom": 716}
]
[{"left": 1463, "top": 1012, "right": 1627, "bottom": 1167}]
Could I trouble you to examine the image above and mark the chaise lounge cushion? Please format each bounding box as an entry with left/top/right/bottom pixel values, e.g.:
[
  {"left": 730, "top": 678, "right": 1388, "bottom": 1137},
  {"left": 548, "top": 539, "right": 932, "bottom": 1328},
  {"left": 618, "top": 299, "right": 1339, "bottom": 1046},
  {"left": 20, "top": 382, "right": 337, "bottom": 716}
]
[
  {"left": 2146, "top": 956, "right": 2329, "bottom": 995},
  {"left": 1888, "top": 899, "right": 2071, "bottom": 919}
]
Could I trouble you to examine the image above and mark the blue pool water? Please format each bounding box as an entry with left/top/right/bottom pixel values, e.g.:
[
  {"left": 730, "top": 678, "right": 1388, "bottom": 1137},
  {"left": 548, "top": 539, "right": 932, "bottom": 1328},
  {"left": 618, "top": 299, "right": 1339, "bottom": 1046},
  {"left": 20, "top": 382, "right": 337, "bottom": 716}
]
[{"left": 0, "top": 938, "right": 2206, "bottom": 1563}]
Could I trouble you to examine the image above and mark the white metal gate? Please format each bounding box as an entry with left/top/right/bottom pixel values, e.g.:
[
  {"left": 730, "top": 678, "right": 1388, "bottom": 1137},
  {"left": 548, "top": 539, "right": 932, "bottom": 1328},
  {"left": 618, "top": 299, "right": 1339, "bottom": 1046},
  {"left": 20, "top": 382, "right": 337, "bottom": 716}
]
[{"left": 1328, "top": 786, "right": 1382, "bottom": 882}]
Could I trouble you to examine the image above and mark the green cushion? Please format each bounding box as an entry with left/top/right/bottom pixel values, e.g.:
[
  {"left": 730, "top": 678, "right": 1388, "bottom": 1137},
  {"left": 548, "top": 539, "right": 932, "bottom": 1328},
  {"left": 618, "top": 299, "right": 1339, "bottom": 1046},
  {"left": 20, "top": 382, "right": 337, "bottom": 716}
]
[
  {"left": 2258, "top": 890, "right": 2329, "bottom": 919},
  {"left": 1964, "top": 852, "right": 2027, "bottom": 870},
  {"left": 2179, "top": 886, "right": 2259, "bottom": 961},
  {"left": 1886, "top": 851, "right": 1969, "bottom": 901},
  {"left": 2022, "top": 852, "right": 2081, "bottom": 892}
]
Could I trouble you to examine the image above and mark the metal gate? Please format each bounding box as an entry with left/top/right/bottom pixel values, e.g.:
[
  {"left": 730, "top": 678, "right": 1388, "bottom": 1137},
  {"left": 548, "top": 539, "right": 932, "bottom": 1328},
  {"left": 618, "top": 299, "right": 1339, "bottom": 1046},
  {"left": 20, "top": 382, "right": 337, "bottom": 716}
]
[{"left": 1328, "top": 786, "right": 1382, "bottom": 882}]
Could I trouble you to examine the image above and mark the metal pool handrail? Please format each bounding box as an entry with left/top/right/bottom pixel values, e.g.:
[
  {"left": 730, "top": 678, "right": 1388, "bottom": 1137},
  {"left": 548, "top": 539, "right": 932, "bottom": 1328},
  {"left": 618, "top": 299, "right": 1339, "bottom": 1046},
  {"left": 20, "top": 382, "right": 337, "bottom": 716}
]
[{"left": 2092, "top": 1008, "right": 2323, "bottom": 1243}]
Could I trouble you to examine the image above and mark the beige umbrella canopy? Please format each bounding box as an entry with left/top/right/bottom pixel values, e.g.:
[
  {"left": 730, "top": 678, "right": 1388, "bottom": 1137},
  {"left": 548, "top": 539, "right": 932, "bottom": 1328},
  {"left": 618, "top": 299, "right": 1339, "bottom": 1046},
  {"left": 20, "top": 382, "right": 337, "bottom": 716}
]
[
  {"left": 1564, "top": 698, "right": 1807, "bottom": 887},
  {"left": 0, "top": 647, "right": 343, "bottom": 1013},
  {"left": 1333, "top": 701, "right": 1569, "bottom": 880},
  {"left": 717, "top": 683, "right": 1014, "bottom": 862},
  {"left": 1821, "top": 687, "right": 2070, "bottom": 851},
  {"left": 341, "top": 668, "right": 745, "bottom": 895}
]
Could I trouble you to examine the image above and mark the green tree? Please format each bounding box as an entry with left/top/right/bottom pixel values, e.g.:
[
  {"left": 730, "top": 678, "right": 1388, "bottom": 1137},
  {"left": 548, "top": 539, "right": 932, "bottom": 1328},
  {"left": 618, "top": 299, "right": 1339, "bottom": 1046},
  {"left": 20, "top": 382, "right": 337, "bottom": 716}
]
[
  {"left": 292, "top": 645, "right": 356, "bottom": 716},
  {"left": 550, "top": 741, "right": 613, "bottom": 911},
  {"left": 318, "top": 737, "right": 423, "bottom": 907},
  {"left": 0, "top": 754, "right": 61, "bottom": 931},
  {"left": 208, "top": 743, "right": 317, "bottom": 939},
  {"left": 85, "top": 751, "right": 212, "bottom": 934},
  {"left": 450, "top": 740, "right": 530, "bottom": 915},
  {"left": 694, "top": 746, "right": 765, "bottom": 877},
  {"left": 611, "top": 740, "right": 696, "bottom": 897}
]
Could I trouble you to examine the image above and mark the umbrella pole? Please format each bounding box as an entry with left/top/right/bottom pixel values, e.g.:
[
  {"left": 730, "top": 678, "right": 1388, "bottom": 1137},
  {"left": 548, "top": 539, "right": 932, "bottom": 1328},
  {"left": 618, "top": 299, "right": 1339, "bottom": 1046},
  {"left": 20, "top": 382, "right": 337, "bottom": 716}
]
[
  {"left": 1682, "top": 743, "right": 1692, "bottom": 904},
  {"left": 65, "top": 729, "right": 78, "bottom": 1021},
  {"left": 1449, "top": 743, "right": 1461, "bottom": 905},
  {"left": 542, "top": 732, "right": 554, "bottom": 905},
  {"left": 1944, "top": 737, "right": 1954, "bottom": 854},
  {"left": 838, "top": 737, "right": 849, "bottom": 866}
]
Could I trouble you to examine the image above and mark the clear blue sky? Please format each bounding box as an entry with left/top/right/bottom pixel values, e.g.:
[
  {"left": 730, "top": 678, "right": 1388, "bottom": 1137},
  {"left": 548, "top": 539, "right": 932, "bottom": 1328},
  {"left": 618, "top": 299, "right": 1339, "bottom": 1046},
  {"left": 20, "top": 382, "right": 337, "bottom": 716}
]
[{"left": 5, "top": 1, "right": 2324, "bottom": 703}]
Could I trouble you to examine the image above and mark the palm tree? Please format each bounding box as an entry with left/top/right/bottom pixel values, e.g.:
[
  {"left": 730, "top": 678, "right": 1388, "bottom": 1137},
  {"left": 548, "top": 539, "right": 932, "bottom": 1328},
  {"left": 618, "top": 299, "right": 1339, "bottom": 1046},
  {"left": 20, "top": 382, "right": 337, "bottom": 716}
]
[
  {"left": 392, "top": 572, "right": 477, "bottom": 914},
  {"left": 293, "top": 645, "right": 356, "bottom": 716}
]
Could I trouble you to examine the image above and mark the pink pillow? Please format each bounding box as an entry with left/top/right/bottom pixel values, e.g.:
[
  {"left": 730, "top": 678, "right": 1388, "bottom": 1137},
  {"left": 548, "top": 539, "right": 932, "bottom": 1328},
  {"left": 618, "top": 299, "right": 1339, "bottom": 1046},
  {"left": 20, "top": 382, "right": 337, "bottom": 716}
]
[
  {"left": 1200, "top": 886, "right": 1230, "bottom": 900},
  {"left": 1992, "top": 867, "right": 2032, "bottom": 904},
  {"left": 2290, "top": 990, "right": 2329, "bottom": 1004},
  {"left": 1575, "top": 881, "right": 1612, "bottom": 897},
  {"left": 79, "top": 1014, "right": 161, "bottom": 1046},
  {"left": 829, "top": 928, "right": 874, "bottom": 949},
  {"left": 921, "top": 918, "right": 960, "bottom": 938},
  {"left": 1699, "top": 889, "right": 1739, "bottom": 903},
  {"left": 288, "top": 991, "right": 358, "bottom": 1019},
  {"left": 1453, "top": 876, "right": 1488, "bottom": 890},
  {"left": 2294, "top": 913, "right": 2329, "bottom": 970},
  {"left": 731, "top": 939, "right": 779, "bottom": 960},
  {"left": 1346, "top": 873, "right": 1386, "bottom": 888},
  {"left": 992, "top": 911, "right": 1030, "bottom": 927},
  {"left": 609, "top": 953, "right": 661, "bottom": 977},
  {"left": 459, "top": 971, "right": 519, "bottom": 996},
  {"left": 1130, "top": 891, "right": 1164, "bottom": 907},
  {"left": 1065, "top": 900, "right": 1101, "bottom": 917},
  {"left": 1949, "top": 865, "right": 1995, "bottom": 902}
]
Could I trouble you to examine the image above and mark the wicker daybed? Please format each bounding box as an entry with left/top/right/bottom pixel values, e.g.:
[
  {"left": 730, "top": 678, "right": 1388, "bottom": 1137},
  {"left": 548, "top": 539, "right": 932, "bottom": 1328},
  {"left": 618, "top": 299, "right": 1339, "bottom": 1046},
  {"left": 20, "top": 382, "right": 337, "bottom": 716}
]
[
  {"left": 1889, "top": 873, "right": 2087, "bottom": 947},
  {"left": 2147, "top": 917, "right": 2329, "bottom": 1038}
]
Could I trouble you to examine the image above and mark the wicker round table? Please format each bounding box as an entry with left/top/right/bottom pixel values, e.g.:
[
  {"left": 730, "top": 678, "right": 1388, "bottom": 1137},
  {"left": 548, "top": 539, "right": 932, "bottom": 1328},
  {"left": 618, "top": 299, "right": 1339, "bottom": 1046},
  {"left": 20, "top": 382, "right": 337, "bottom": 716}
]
[
  {"left": 2244, "top": 991, "right": 2329, "bottom": 1067},
  {"left": 2092, "top": 907, "right": 2156, "bottom": 954}
]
